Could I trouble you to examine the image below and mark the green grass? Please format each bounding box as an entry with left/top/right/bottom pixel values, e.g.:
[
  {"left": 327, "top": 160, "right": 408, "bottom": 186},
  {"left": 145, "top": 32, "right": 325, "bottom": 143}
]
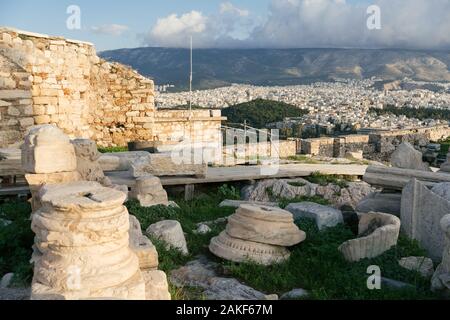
[
  {"left": 439, "top": 138, "right": 450, "bottom": 156},
  {"left": 98, "top": 146, "right": 128, "bottom": 153},
  {"left": 286, "top": 155, "right": 321, "bottom": 164},
  {"left": 305, "top": 172, "right": 350, "bottom": 188},
  {"left": 0, "top": 200, "right": 34, "bottom": 287},
  {"left": 221, "top": 218, "right": 439, "bottom": 300},
  {"left": 0, "top": 183, "right": 443, "bottom": 300},
  {"left": 278, "top": 196, "right": 330, "bottom": 209}
]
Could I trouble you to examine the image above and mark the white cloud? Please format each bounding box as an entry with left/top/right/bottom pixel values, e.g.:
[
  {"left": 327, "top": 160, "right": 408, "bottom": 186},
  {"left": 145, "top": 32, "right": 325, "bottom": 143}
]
[
  {"left": 142, "top": 0, "right": 450, "bottom": 49},
  {"left": 220, "top": 2, "right": 249, "bottom": 17},
  {"left": 91, "top": 24, "right": 129, "bottom": 36}
]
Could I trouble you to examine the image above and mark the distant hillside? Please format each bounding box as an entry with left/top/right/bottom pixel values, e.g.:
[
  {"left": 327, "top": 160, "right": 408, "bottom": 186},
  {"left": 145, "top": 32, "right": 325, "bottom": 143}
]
[
  {"left": 222, "top": 99, "right": 308, "bottom": 128},
  {"left": 100, "top": 47, "right": 450, "bottom": 90}
]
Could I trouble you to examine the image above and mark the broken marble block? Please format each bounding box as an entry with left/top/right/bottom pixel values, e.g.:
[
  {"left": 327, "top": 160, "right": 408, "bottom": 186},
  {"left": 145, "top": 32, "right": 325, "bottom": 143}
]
[
  {"left": 130, "top": 175, "right": 169, "bottom": 207},
  {"left": 129, "top": 215, "right": 158, "bottom": 270},
  {"left": 338, "top": 212, "right": 400, "bottom": 262},
  {"left": 209, "top": 231, "right": 290, "bottom": 266},
  {"left": 71, "top": 139, "right": 112, "bottom": 186},
  {"left": 401, "top": 179, "right": 450, "bottom": 261},
  {"left": 226, "top": 204, "right": 306, "bottom": 246},
  {"left": 398, "top": 256, "right": 434, "bottom": 277},
  {"left": 25, "top": 171, "right": 81, "bottom": 211},
  {"left": 31, "top": 181, "right": 146, "bottom": 300},
  {"left": 22, "top": 125, "right": 77, "bottom": 174},
  {"left": 440, "top": 152, "right": 450, "bottom": 174},
  {"left": 146, "top": 220, "right": 189, "bottom": 255},
  {"left": 285, "top": 202, "right": 343, "bottom": 230},
  {"left": 142, "top": 270, "right": 171, "bottom": 300},
  {"left": 98, "top": 151, "right": 150, "bottom": 172},
  {"left": 431, "top": 214, "right": 450, "bottom": 294},
  {"left": 130, "top": 153, "right": 207, "bottom": 178},
  {"left": 391, "top": 142, "right": 430, "bottom": 171}
]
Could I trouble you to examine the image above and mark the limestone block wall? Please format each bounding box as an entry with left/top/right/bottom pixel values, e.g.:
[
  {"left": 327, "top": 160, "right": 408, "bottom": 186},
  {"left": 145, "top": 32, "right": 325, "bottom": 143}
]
[
  {"left": 301, "top": 137, "right": 334, "bottom": 157},
  {"left": 0, "top": 28, "right": 224, "bottom": 148}
]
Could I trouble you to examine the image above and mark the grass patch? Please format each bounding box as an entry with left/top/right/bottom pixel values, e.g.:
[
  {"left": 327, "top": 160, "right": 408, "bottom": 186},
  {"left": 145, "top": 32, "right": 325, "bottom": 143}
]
[
  {"left": 126, "top": 189, "right": 235, "bottom": 274},
  {"left": 286, "top": 155, "right": 321, "bottom": 164},
  {"left": 222, "top": 218, "right": 438, "bottom": 300},
  {"left": 98, "top": 146, "right": 128, "bottom": 153},
  {"left": 278, "top": 196, "right": 330, "bottom": 209},
  {"left": 0, "top": 200, "right": 34, "bottom": 287},
  {"left": 305, "top": 172, "right": 350, "bottom": 188},
  {"left": 438, "top": 137, "right": 450, "bottom": 156}
]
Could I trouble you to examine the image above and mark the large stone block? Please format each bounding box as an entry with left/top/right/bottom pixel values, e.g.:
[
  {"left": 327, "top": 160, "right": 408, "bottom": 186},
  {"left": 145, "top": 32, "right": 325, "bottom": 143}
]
[
  {"left": 391, "top": 142, "right": 430, "bottom": 171},
  {"left": 129, "top": 215, "right": 158, "bottom": 270},
  {"left": 209, "top": 231, "right": 290, "bottom": 266},
  {"left": 22, "top": 125, "right": 77, "bottom": 174},
  {"left": 226, "top": 204, "right": 306, "bottom": 246},
  {"left": 338, "top": 212, "right": 400, "bottom": 262},
  {"left": 129, "top": 175, "right": 168, "bottom": 207},
  {"left": 401, "top": 179, "right": 450, "bottom": 261},
  {"left": 131, "top": 153, "right": 207, "bottom": 178},
  {"left": 98, "top": 151, "right": 150, "bottom": 172},
  {"left": 146, "top": 220, "right": 188, "bottom": 255},
  {"left": 285, "top": 202, "right": 343, "bottom": 230}
]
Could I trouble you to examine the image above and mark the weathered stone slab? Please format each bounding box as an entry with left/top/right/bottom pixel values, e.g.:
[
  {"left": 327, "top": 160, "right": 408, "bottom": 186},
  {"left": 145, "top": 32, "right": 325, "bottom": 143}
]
[
  {"left": 401, "top": 179, "right": 450, "bottom": 261},
  {"left": 209, "top": 231, "right": 290, "bottom": 266},
  {"left": 226, "top": 204, "right": 306, "bottom": 246},
  {"left": 338, "top": 212, "right": 400, "bottom": 262},
  {"left": 391, "top": 142, "right": 430, "bottom": 171},
  {"left": 285, "top": 202, "right": 343, "bottom": 230},
  {"left": 0, "top": 148, "right": 23, "bottom": 176},
  {"left": 431, "top": 214, "right": 450, "bottom": 294},
  {"left": 98, "top": 151, "right": 150, "bottom": 172},
  {"left": 146, "top": 220, "right": 188, "bottom": 255},
  {"left": 356, "top": 192, "right": 402, "bottom": 216},
  {"left": 22, "top": 125, "right": 77, "bottom": 174},
  {"left": 131, "top": 153, "right": 207, "bottom": 178},
  {"left": 219, "top": 199, "right": 279, "bottom": 208},
  {"left": 363, "top": 165, "right": 450, "bottom": 190}
]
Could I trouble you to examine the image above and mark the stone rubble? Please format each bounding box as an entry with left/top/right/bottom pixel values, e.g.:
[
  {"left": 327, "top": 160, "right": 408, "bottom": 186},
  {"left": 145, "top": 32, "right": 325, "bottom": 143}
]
[
  {"left": 243, "top": 178, "right": 374, "bottom": 209},
  {"left": 338, "top": 212, "right": 401, "bottom": 262},
  {"left": 356, "top": 192, "right": 401, "bottom": 216}
]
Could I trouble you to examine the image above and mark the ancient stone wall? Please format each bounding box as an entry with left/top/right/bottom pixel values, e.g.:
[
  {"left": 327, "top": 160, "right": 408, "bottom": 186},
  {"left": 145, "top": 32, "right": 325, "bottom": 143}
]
[
  {"left": 301, "top": 126, "right": 450, "bottom": 160},
  {"left": 0, "top": 28, "right": 223, "bottom": 148}
]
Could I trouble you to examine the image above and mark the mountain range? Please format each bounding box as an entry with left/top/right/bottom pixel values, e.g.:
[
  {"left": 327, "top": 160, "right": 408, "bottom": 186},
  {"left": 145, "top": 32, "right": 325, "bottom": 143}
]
[{"left": 100, "top": 47, "right": 450, "bottom": 91}]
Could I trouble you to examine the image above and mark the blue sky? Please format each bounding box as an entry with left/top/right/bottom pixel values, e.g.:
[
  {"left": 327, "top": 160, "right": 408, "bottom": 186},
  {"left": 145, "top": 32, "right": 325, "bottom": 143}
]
[{"left": 0, "top": 0, "right": 448, "bottom": 51}]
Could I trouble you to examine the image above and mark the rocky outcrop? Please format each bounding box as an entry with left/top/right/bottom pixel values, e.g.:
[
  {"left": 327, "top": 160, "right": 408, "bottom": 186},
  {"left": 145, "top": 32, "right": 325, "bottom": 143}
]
[
  {"left": 338, "top": 212, "right": 400, "bottom": 262},
  {"left": 242, "top": 178, "right": 374, "bottom": 209},
  {"left": 390, "top": 142, "right": 430, "bottom": 171}
]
